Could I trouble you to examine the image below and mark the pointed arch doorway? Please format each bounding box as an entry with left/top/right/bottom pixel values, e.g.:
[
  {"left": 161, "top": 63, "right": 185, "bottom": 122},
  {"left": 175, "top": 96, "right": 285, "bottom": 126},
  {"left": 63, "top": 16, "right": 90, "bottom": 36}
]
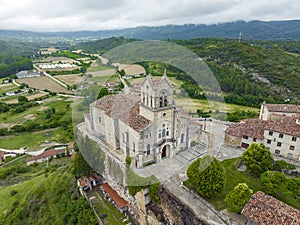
[{"left": 161, "top": 144, "right": 170, "bottom": 158}]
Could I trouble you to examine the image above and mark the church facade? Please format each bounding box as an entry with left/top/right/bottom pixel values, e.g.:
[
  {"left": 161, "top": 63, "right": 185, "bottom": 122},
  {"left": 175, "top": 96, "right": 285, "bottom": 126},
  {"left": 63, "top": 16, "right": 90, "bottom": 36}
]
[{"left": 84, "top": 72, "right": 201, "bottom": 168}]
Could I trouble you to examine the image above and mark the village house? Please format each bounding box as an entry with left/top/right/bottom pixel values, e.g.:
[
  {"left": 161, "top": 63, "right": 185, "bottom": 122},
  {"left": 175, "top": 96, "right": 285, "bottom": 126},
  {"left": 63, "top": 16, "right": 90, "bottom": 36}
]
[
  {"left": 242, "top": 191, "right": 300, "bottom": 225},
  {"left": 26, "top": 147, "right": 66, "bottom": 166},
  {"left": 16, "top": 70, "right": 41, "bottom": 79},
  {"left": 100, "top": 182, "right": 128, "bottom": 213},
  {"left": 260, "top": 103, "right": 300, "bottom": 121},
  {"left": 225, "top": 104, "right": 300, "bottom": 161},
  {"left": 84, "top": 71, "right": 201, "bottom": 168}
]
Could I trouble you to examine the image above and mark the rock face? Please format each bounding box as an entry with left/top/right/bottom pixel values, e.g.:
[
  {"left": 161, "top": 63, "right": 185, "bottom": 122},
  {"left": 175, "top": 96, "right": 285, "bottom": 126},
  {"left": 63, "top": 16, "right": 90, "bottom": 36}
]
[{"left": 147, "top": 185, "right": 209, "bottom": 225}]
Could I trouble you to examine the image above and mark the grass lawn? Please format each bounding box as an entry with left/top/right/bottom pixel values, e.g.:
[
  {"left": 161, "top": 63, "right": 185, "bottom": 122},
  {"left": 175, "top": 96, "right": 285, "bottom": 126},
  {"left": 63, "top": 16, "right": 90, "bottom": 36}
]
[
  {"left": 174, "top": 97, "right": 259, "bottom": 114},
  {"left": 0, "top": 130, "right": 61, "bottom": 150},
  {"left": 184, "top": 157, "right": 300, "bottom": 210},
  {"left": 87, "top": 65, "right": 114, "bottom": 72},
  {"left": 92, "top": 191, "right": 129, "bottom": 225}
]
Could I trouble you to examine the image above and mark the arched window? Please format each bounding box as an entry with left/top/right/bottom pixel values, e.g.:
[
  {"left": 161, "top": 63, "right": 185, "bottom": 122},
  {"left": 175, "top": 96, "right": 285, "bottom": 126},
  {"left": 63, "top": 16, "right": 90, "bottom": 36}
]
[
  {"left": 164, "top": 96, "right": 168, "bottom": 106},
  {"left": 166, "top": 131, "right": 169, "bottom": 136},
  {"left": 162, "top": 129, "right": 166, "bottom": 137},
  {"left": 181, "top": 134, "right": 184, "bottom": 143},
  {"left": 159, "top": 96, "right": 163, "bottom": 107},
  {"left": 147, "top": 144, "right": 151, "bottom": 155},
  {"left": 132, "top": 142, "right": 135, "bottom": 152}
]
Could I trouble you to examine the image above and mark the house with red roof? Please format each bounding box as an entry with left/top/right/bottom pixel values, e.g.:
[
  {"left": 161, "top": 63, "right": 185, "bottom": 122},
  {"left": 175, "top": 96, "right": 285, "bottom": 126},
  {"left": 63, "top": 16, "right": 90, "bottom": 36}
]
[
  {"left": 225, "top": 104, "right": 300, "bottom": 161},
  {"left": 242, "top": 191, "right": 300, "bottom": 225},
  {"left": 26, "top": 148, "right": 66, "bottom": 166},
  {"left": 100, "top": 182, "right": 128, "bottom": 213}
]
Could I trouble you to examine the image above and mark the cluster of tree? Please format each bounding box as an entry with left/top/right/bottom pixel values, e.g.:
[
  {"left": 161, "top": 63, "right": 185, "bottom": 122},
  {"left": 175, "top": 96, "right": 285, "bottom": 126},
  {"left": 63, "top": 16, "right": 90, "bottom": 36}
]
[
  {"left": 260, "top": 170, "right": 300, "bottom": 199},
  {"left": 74, "top": 36, "right": 138, "bottom": 54},
  {"left": 0, "top": 164, "right": 29, "bottom": 179},
  {"left": 174, "top": 38, "right": 299, "bottom": 104},
  {"left": 186, "top": 155, "right": 225, "bottom": 198},
  {"left": 226, "top": 110, "right": 259, "bottom": 122},
  {"left": 0, "top": 55, "right": 33, "bottom": 78}
]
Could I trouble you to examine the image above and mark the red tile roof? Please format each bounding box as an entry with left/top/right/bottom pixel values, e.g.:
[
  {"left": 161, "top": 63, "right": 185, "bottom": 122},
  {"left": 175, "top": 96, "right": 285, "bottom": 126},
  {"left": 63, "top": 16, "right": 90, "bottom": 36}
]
[
  {"left": 264, "top": 104, "right": 300, "bottom": 113},
  {"left": 101, "top": 183, "right": 128, "bottom": 209},
  {"left": 265, "top": 116, "right": 300, "bottom": 137},
  {"left": 26, "top": 149, "right": 66, "bottom": 162},
  {"left": 225, "top": 119, "right": 270, "bottom": 139},
  {"left": 242, "top": 191, "right": 300, "bottom": 225},
  {"left": 94, "top": 94, "right": 150, "bottom": 132}
]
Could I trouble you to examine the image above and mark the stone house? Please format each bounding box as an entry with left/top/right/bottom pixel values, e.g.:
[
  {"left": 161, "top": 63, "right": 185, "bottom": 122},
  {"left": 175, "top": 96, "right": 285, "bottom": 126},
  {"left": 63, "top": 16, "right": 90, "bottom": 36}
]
[
  {"left": 225, "top": 104, "right": 300, "bottom": 161},
  {"left": 259, "top": 103, "right": 300, "bottom": 121}
]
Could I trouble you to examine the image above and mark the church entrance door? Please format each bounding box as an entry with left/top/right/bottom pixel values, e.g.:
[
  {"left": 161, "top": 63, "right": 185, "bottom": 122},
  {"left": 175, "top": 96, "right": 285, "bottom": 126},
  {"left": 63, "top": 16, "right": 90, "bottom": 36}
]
[{"left": 162, "top": 144, "right": 170, "bottom": 158}]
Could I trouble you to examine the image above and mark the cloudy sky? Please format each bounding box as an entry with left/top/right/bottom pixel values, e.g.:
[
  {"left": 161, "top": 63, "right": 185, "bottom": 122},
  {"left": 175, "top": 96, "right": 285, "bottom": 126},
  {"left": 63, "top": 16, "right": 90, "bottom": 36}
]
[{"left": 0, "top": 0, "right": 299, "bottom": 31}]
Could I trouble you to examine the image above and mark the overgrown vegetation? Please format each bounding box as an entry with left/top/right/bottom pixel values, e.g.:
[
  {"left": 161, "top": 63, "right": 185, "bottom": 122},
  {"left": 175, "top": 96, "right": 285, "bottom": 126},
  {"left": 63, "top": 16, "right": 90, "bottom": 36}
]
[{"left": 0, "top": 159, "right": 97, "bottom": 225}]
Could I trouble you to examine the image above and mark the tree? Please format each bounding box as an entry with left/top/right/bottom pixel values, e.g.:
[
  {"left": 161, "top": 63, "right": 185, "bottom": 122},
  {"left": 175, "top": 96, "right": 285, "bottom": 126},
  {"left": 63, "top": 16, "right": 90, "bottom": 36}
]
[
  {"left": 17, "top": 96, "right": 28, "bottom": 103},
  {"left": 242, "top": 143, "right": 273, "bottom": 175},
  {"left": 97, "top": 87, "right": 109, "bottom": 99},
  {"left": 260, "top": 171, "right": 286, "bottom": 195},
  {"left": 224, "top": 183, "right": 253, "bottom": 213},
  {"left": 187, "top": 155, "right": 225, "bottom": 198}
]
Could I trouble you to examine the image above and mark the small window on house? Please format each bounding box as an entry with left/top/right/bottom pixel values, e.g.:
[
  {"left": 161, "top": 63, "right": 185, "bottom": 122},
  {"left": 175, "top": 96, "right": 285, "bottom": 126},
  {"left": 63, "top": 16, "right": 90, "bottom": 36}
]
[
  {"left": 158, "top": 133, "right": 161, "bottom": 138},
  {"left": 132, "top": 142, "right": 135, "bottom": 152},
  {"left": 269, "top": 131, "right": 273, "bottom": 136},
  {"left": 98, "top": 117, "right": 102, "bottom": 123},
  {"left": 166, "top": 131, "right": 169, "bottom": 136},
  {"left": 267, "top": 139, "right": 271, "bottom": 144},
  {"left": 162, "top": 113, "right": 166, "bottom": 117},
  {"left": 243, "top": 135, "right": 248, "bottom": 140},
  {"left": 292, "top": 136, "right": 297, "bottom": 142},
  {"left": 289, "top": 145, "right": 295, "bottom": 151},
  {"left": 279, "top": 133, "right": 284, "bottom": 138},
  {"left": 275, "top": 149, "right": 280, "bottom": 154},
  {"left": 277, "top": 142, "right": 282, "bottom": 147},
  {"left": 253, "top": 138, "right": 256, "bottom": 142}
]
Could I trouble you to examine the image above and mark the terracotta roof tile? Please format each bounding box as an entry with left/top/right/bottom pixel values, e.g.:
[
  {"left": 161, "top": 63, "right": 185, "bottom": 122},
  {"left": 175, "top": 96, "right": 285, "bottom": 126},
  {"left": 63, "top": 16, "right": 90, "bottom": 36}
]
[
  {"left": 26, "top": 149, "right": 65, "bottom": 162},
  {"left": 242, "top": 191, "right": 300, "bottom": 225},
  {"left": 94, "top": 94, "right": 150, "bottom": 132},
  {"left": 265, "top": 104, "right": 300, "bottom": 113},
  {"left": 265, "top": 116, "right": 300, "bottom": 137},
  {"left": 101, "top": 183, "right": 128, "bottom": 209},
  {"left": 225, "top": 119, "right": 270, "bottom": 139}
]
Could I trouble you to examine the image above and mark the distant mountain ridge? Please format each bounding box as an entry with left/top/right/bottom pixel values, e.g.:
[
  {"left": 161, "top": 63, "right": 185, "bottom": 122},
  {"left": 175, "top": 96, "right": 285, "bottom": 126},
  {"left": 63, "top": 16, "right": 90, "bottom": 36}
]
[{"left": 1, "top": 20, "right": 300, "bottom": 41}]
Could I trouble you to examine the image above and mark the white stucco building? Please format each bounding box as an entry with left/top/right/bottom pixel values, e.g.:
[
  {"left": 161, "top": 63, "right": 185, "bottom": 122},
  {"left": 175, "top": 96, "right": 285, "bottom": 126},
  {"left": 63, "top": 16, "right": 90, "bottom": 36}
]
[{"left": 225, "top": 104, "right": 300, "bottom": 161}]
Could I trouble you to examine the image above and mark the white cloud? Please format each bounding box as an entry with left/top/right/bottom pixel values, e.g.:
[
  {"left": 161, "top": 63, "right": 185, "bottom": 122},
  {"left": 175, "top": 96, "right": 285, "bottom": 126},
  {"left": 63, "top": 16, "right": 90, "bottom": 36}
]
[{"left": 0, "top": 0, "right": 299, "bottom": 31}]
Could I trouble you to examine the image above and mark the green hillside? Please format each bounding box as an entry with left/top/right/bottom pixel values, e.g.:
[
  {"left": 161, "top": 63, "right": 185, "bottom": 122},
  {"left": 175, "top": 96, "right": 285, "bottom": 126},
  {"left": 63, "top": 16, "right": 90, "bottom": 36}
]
[
  {"left": 0, "top": 159, "right": 97, "bottom": 225},
  {"left": 174, "top": 38, "right": 300, "bottom": 105}
]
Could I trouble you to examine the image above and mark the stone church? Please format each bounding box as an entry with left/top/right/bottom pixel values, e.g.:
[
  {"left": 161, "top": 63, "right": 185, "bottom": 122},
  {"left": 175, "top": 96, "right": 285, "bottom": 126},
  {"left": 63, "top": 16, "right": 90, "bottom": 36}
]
[{"left": 84, "top": 71, "right": 201, "bottom": 168}]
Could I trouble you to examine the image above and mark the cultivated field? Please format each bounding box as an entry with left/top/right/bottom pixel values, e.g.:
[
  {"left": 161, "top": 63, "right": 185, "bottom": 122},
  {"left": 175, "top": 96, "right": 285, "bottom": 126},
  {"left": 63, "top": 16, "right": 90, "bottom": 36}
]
[
  {"left": 16, "top": 77, "right": 72, "bottom": 93},
  {"left": 56, "top": 74, "right": 82, "bottom": 86},
  {"left": 37, "top": 56, "right": 79, "bottom": 64}
]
